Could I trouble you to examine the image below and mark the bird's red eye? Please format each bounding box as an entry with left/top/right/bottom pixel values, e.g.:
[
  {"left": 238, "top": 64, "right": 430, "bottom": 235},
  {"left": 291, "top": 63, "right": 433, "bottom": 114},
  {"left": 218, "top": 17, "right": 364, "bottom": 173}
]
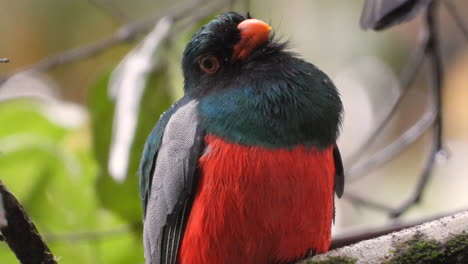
[{"left": 198, "top": 55, "right": 220, "bottom": 74}]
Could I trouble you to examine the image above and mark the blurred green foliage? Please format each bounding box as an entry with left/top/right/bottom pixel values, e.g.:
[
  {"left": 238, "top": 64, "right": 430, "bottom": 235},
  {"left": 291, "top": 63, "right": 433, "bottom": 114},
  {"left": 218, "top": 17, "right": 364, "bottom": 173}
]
[
  {"left": 0, "top": 99, "right": 145, "bottom": 263},
  {"left": 1, "top": 0, "right": 466, "bottom": 263},
  {"left": 0, "top": 2, "right": 211, "bottom": 261},
  {"left": 0, "top": 46, "right": 180, "bottom": 263},
  {"left": 0, "top": 16, "right": 198, "bottom": 262}
]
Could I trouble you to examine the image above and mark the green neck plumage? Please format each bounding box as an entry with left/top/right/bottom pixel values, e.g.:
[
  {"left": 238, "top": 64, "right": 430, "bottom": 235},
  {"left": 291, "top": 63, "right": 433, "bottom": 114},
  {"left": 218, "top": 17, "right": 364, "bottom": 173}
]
[{"left": 196, "top": 55, "right": 343, "bottom": 149}]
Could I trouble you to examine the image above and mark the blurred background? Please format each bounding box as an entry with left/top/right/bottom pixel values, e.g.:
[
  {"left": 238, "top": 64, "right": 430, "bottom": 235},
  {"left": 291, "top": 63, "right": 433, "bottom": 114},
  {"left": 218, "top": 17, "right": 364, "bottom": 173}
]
[{"left": 0, "top": 0, "right": 467, "bottom": 263}]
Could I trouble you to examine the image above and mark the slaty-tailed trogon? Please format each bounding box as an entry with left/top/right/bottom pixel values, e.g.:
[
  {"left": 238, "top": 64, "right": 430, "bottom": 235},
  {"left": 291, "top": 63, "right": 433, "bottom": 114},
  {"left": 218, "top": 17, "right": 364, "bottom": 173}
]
[{"left": 139, "top": 12, "right": 344, "bottom": 264}]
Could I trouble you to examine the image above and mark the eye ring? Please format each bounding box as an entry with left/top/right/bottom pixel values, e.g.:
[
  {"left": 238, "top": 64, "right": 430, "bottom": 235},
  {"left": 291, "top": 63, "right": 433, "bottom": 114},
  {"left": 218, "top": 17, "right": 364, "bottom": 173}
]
[{"left": 198, "top": 55, "right": 220, "bottom": 74}]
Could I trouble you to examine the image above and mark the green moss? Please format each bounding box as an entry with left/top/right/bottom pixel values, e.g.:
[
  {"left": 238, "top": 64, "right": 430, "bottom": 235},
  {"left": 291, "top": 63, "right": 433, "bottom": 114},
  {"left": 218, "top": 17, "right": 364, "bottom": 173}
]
[
  {"left": 441, "top": 232, "right": 468, "bottom": 263},
  {"left": 384, "top": 235, "right": 442, "bottom": 264},
  {"left": 384, "top": 232, "right": 468, "bottom": 264},
  {"left": 306, "top": 232, "right": 468, "bottom": 264},
  {"left": 306, "top": 256, "right": 357, "bottom": 264}
]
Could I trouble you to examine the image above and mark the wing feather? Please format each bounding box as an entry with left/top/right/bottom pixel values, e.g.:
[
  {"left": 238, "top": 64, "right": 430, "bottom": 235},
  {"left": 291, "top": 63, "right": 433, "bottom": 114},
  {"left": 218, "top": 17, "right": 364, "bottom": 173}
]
[
  {"left": 333, "top": 145, "right": 344, "bottom": 198},
  {"left": 332, "top": 144, "right": 344, "bottom": 223},
  {"left": 141, "top": 98, "right": 204, "bottom": 264}
]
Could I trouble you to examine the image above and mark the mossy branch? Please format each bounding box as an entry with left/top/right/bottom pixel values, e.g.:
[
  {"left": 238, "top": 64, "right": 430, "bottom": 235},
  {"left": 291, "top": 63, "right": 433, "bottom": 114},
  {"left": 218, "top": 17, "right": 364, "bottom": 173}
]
[{"left": 302, "top": 211, "right": 468, "bottom": 264}]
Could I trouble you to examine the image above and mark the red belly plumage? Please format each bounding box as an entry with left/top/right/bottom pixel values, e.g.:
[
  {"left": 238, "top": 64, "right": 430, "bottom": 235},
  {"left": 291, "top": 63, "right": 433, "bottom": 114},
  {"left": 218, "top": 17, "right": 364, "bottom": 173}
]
[{"left": 178, "top": 135, "right": 335, "bottom": 264}]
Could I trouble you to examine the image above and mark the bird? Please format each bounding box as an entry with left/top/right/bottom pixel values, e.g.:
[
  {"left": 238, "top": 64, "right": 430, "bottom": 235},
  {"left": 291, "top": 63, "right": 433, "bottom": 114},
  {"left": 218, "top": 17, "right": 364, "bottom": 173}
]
[{"left": 139, "top": 12, "right": 344, "bottom": 264}]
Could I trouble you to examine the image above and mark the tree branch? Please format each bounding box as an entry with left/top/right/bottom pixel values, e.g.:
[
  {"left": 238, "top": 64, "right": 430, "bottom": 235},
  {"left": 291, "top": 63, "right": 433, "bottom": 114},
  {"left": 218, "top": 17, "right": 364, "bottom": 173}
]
[
  {"left": 330, "top": 208, "right": 468, "bottom": 250},
  {"left": 343, "top": 191, "right": 394, "bottom": 213},
  {"left": 346, "top": 29, "right": 433, "bottom": 182},
  {"left": 306, "top": 210, "right": 468, "bottom": 263},
  {"left": 0, "top": 0, "right": 210, "bottom": 84},
  {"left": 390, "top": 0, "right": 444, "bottom": 218},
  {"left": 443, "top": 0, "right": 468, "bottom": 41},
  {"left": 345, "top": 33, "right": 428, "bottom": 176},
  {"left": 0, "top": 180, "right": 57, "bottom": 264},
  {"left": 346, "top": 103, "right": 435, "bottom": 180},
  {"left": 0, "top": 58, "right": 9, "bottom": 63}
]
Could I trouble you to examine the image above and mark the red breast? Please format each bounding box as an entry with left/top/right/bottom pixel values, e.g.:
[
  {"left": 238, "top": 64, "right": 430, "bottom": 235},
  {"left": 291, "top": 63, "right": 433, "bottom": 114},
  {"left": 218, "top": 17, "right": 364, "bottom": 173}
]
[{"left": 179, "top": 135, "right": 335, "bottom": 263}]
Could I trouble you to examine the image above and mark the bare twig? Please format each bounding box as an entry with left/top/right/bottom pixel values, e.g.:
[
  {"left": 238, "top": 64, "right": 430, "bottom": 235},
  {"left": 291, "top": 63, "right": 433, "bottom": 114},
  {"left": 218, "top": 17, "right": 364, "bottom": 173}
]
[
  {"left": 0, "top": 0, "right": 210, "bottom": 84},
  {"left": 0, "top": 180, "right": 57, "bottom": 264},
  {"left": 390, "top": 138, "right": 437, "bottom": 217},
  {"left": 348, "top": 1, "right": 446, "bottom": 217},
  {"left": 331, "top": 208, "right": 468, "bottom": 249},
  {"left": 346, "top": 104, "right": 435, "bottom": 180},
  {"left": 343, "top": 192, "right": 394, "bottom": 213},
  {"left": 87, "top": 0, "right": 130, "bottom": 24},
  {"left": 345, "top": 34, "right": 428, "bottom": 176},
  {"left": 0, "top": 58, "right": 9, "bottom": 63},
  {"left": 443, "top": 0, "right": 468, "bottom": 41},
  {"left": 390, "top": 1, "right": 444, "bottom": 218}
]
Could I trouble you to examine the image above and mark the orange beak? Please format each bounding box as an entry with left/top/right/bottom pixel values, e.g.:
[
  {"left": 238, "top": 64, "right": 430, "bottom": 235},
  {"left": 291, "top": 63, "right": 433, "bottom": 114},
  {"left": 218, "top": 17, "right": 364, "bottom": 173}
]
[{"left": 232, "top": 19, "right": 272, "bottom": 61}]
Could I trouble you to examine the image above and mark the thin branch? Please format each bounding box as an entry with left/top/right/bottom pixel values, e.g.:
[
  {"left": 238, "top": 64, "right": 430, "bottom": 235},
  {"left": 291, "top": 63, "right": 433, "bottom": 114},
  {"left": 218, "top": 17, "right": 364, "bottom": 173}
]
[
  {"left": 390, "top": 0, "right": 444, "bottom": 218},
  {"left": 428, "top": 2, "right": 444, "bottom": 154},
  {"left": 389, "top": 137, "right": 437, "bottom": 217},
  {"left": 343, "top": 191, "right": 394, "bottom": 213},
  {"left": 348, "top": 1, "right": 446, "bottom": 218},
  {"left": 87, "top": 0, "right": 130, "bottom": 24},
  {"left": 0, "top": 180, "right": 57, "bottom": 264},
  {"left": 443, "top": 0, "right": 468, "bottom": 41},
  {"left": 0, "top": 0, "right": 211, "bottom": 84},
  {"left": 346, "top": 103, "right": 435, "bottom": 180},
  {"left": 331, "top": 208, "right": 468, "bottom": 249},
  {"left": 345, "top": 33, "right": 428, "bottom": 174}
]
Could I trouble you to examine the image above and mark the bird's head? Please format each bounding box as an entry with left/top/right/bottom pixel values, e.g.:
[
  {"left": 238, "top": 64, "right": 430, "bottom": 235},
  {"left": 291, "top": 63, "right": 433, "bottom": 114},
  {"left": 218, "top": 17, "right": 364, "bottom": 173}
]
[
  {"left": 182, "top": 12, "right": 285, "bottom": 95},
  {"left": 181, "top": 12, "right": 342, "bottom": 148}
]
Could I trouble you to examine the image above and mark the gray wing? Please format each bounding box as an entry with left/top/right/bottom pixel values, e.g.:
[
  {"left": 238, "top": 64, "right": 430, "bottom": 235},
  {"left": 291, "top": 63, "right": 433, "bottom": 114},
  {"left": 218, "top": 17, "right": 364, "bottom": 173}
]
[
  {"left": 360, "top": 0, "right": 431, "bottom": 30},
  {"left": 143, "top": 99, "right": 205, "bottom": 264}
]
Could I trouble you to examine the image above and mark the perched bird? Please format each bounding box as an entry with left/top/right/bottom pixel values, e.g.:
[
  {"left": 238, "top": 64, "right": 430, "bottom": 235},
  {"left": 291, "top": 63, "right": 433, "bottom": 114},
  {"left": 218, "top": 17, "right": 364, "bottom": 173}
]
[{"left": 140, "top": 12, "right": 344, "bottom": 264}]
